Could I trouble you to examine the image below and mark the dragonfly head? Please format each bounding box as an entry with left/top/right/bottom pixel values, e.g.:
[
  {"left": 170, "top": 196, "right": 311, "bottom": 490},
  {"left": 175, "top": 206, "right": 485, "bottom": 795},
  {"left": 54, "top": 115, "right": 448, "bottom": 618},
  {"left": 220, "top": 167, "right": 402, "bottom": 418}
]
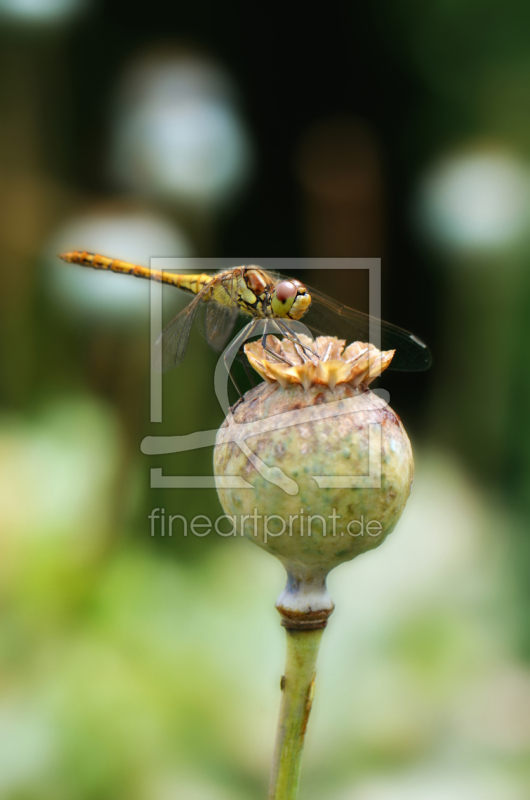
[{"left": 271, "top": 279, "right": 311, "bottom": 320}]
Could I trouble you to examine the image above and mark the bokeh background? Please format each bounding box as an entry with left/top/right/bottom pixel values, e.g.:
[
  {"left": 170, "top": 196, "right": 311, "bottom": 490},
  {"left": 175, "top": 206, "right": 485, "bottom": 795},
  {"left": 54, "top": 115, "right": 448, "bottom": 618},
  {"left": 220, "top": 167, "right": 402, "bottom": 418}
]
[{"left": 1, "top": 1, "right": 530, "bottom": 798}]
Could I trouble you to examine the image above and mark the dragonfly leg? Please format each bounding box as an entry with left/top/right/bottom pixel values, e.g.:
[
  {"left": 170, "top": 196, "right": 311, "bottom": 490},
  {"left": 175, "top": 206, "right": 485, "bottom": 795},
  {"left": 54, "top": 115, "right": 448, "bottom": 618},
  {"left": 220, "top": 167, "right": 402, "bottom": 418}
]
[
  {"left": 237, "top": 344, "right": 259, "bottom": 387},
  {"left": 229, "top": 373, "right": 244, "bottom": 398},
  {"left": 222, "top": 320, "right": 261, "bottom": 400},
  {"left": 260, "top": 327, "right": 296, "bottom": 365},
  {"left": 229, "top": 395, "right": 244, "bottom": 413},
  {"left": 275, "top": 320, "right": 318, "bottom": 361},
  {"left": 222, "top": 342, "right": 245, "bottom": 398}
]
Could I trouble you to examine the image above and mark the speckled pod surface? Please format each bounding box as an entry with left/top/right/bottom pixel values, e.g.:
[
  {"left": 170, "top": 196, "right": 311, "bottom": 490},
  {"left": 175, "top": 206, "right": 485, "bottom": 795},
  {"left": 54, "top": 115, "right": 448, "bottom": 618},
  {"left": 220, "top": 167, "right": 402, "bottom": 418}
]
[{"left": 214, "top": 336, "right": 414, "bottom": 627}]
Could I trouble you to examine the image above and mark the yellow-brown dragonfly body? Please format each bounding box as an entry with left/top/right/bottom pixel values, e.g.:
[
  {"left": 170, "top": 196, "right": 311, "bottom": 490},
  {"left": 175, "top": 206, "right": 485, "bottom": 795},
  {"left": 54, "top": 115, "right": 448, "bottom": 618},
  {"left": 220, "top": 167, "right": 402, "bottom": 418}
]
[
  {"left": 59, "top": 251, "right": 431, "bottom": 372},
  {"left": 60, "top": 252, "right": 311, "bottom": 317},
  {"left": 61, "top": 251, "right": 218, "bottom": 297}
]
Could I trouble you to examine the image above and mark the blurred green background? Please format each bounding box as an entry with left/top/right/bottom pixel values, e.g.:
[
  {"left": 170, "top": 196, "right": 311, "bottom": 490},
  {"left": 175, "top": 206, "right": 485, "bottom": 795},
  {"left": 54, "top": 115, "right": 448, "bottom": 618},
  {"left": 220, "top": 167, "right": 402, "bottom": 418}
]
[{"left": 1, "top": 1, "right": 530, "bottom": 798}]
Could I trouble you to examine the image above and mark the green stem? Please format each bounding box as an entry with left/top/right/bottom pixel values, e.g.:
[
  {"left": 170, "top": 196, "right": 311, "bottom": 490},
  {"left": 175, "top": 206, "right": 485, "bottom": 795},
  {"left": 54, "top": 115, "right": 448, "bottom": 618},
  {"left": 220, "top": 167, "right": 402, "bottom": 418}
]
[{"left": 268, "top": 628, "right": 325, "bottom": 800}]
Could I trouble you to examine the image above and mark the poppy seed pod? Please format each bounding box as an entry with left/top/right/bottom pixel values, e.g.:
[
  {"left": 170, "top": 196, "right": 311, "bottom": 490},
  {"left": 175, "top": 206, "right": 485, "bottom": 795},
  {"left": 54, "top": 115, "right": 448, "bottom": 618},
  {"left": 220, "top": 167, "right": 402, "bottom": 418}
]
[{"left": 214, "top": 335, "right": 414, "bottom": 629}]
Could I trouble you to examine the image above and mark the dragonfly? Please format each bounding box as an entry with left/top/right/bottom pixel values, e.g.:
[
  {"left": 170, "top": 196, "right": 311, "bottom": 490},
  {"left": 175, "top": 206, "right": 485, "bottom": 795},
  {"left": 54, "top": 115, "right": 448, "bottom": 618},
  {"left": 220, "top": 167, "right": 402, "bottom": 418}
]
[{"left": 59, "top": 251, "right": 432, "bottom": 373}]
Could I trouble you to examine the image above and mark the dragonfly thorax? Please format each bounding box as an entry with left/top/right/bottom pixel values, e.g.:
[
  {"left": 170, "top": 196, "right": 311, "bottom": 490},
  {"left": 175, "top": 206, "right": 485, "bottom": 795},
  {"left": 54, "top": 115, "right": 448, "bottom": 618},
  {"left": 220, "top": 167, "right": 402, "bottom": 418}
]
[{"left": 244, "top": 267, "right": 269, "bottom": 296}]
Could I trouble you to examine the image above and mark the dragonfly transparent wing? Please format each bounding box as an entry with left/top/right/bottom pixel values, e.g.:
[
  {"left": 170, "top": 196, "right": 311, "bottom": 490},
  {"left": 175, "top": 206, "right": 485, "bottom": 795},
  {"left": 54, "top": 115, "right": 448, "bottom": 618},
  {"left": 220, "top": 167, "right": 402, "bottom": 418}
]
[
  {"left": 153, "top": 271, "right": 243, "bottom": 372},
  {"left": 196, "top": 299, "right": 240, "bottom": 352},
  {"left": 153, "top": 292, "right": 204, "bottom": 372},
  {"left": 283, "top": 277, "right": 432, "bottom": 371},
  {"left": 196, "top": 269, "right": 245, "bottom": 351}
]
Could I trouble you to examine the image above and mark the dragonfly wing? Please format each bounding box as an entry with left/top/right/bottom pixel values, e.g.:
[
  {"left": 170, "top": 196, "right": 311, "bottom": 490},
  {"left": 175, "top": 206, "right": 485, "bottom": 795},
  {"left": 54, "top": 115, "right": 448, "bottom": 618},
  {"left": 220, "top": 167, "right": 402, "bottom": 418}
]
[
  {"left": 153, "top": 293, "right": 202, "bottom": 372},
  {"left": 196, "top": 300, "right": 240, "bottom": 352},
  {"left": 195, "top": 270, "right": 243, "bottom": 351},
  {"left": 301, "top": 283, "right": 432, "bottom": 371}
]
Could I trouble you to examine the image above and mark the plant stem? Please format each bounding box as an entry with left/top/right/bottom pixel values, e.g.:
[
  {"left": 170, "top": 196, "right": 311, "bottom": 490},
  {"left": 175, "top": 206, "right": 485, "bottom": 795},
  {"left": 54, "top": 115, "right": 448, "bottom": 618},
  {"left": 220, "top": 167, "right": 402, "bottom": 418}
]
[{"left": 268, "top": 627, "right": 325, "bottom": 800}]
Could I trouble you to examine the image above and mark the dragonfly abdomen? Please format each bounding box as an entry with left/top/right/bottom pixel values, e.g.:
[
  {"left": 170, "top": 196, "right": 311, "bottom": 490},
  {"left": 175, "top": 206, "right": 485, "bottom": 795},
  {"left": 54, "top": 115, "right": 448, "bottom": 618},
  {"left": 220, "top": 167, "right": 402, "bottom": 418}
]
[{"left": 59, "top": 251, "right": 213, "bottom": 293}]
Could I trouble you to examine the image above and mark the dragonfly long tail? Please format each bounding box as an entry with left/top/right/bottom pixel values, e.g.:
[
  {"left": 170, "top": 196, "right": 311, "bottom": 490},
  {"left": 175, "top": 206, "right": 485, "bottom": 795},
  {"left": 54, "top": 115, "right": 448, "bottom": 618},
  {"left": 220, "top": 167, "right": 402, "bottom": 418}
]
[{"left": 59, "top": 251, "right": 213, "bottom": 295}]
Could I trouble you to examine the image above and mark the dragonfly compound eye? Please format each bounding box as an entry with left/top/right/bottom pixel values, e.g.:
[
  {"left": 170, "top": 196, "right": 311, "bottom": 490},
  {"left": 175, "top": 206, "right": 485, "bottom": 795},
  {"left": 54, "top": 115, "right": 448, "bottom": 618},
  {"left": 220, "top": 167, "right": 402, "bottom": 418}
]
[{"left": 271, "top": 281, "right": 298, "bottom": 316}]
